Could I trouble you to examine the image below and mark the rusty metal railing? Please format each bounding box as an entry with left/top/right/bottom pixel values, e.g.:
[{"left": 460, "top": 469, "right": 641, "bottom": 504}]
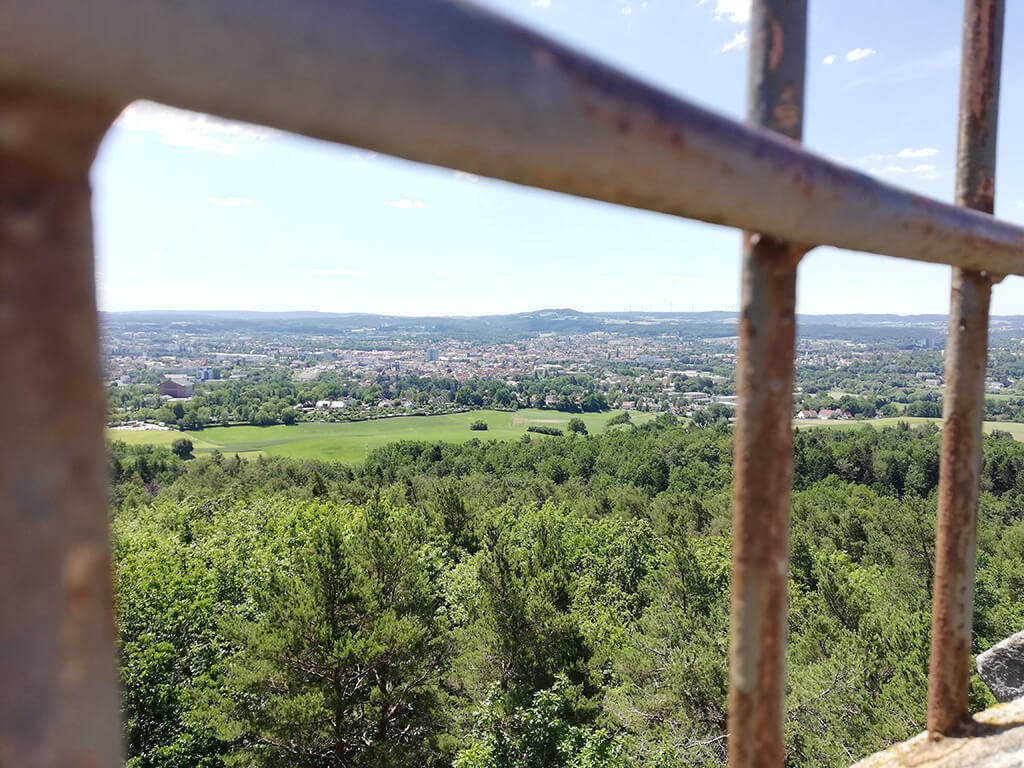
[
  {"left": 727, "top": 3, "right": 807, "bottom": 765},
  {"left": 0, "top": 0, "right": 1011, "bottom": 765},
  {"left": 928, "top": 0, "right": 1004, "bottom": 736}
]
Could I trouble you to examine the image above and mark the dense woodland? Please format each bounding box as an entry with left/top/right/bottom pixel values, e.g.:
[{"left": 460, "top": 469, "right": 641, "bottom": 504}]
[{"left": 111, "top": 421, "right": 1024, "bottom": 768}]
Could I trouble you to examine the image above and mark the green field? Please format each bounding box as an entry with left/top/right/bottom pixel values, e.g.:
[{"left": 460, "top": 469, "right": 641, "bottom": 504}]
[
  {"left": 105, "top": 429, "right": 221, "bottom": 450},
  {"left": 107, "top": 409, "right": 656, "bottom": 463},
  {"left": 793, "top": 416, "right": 1024, "bottom": 440}
]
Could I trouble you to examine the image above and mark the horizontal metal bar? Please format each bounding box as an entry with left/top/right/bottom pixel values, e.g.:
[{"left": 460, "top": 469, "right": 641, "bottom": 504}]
[{"left": 2, "top": 0, "right": 1023, "bottom": 274}]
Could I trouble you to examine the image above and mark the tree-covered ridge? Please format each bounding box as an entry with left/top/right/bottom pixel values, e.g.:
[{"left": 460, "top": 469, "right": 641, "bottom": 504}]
[{"left": 112, "top": 422, "right": 1024, "bottom": 767}]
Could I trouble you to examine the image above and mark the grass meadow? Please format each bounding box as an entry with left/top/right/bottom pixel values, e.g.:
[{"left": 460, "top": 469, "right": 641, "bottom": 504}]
[
  {"left": 793, "top": 416, "right": 1024, "bottom": 440},
  {"left": 108, "top": 409, "right": 656, "bottom": 463},
  {"left": 108, "top": 411, "right": 1024, "bottom": 465}
]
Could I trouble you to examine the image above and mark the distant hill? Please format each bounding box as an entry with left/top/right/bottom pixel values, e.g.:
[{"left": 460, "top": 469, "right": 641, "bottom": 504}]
[{"left": 101, "top": 308, "right": 1024, "bottom": 343}]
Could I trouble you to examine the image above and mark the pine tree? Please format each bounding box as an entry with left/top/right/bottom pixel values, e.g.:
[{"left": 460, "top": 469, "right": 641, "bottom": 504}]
[{"left": 212, "top": 503, "right": 450, "bottom": 767}]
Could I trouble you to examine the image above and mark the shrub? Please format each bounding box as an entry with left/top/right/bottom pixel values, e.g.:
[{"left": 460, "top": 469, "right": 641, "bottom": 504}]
[
  {"left": 526, "top": 425, "right": 564, "bottom": 437},
  {"left": 606, "top": 412, "right": 632, "bottom": 427},
  {"left": 170, "top": 438, "right": 194, "bottom": 460}
]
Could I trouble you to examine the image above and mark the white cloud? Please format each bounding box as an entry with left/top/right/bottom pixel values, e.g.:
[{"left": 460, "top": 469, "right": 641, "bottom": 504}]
[
  {"left": 384, "top": 199, "right": 425, "bottom": 209},
  {"left": 530, "top": 0, "right": 551, "bottom": 7},
  {"left": 702, "top": 0, "right": 750, "bottom": 23},
  {"left": 208, "top": 196, "right": 252, "bottom": 207},
  {"left": 454, "top": 171, "right": 480, "bottom": 183},
  {"left": 846, "top": 48, "right": 876, "bottom": 62},
  {"left": 823, "top": 55, "right": 837, "bottom": 65},
  {"left": 848, "top": 46, "right": 956, "bottom": 89},
  {"left": 867, "top": 166, "right": 906, "bottom": 175},
  {"left": 1017, "top": 201, "right": 1024, "bottom": 209},
  {"left": 896, "top": 147, "right": 938, "bottom": 158},
  {"left": 311, "top": 268, "right": 362, "bottom": 276},
  {"left": 621, "top": 5, "right": 633, "bottom": 14},
  {"left": 114, "top": 101, "right": 277, "bottom": 155},
  {"left": 721, "top": 30, "right": 748, "bottom": 53},
  {"left": 912, "top": 164, "right": 937, "bottom": 173},
  {"left": 919, "top": 173, "right": 941, "bottom": 180}
]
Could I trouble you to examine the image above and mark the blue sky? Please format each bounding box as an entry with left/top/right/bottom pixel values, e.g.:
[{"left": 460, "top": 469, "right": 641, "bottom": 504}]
[{"left": 93, "top": 0, "right": 1024, "bottom": 316}]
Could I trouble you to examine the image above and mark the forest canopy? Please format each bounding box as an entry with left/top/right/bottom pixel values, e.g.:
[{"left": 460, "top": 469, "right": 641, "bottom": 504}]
[{"left": 110, "top": 421, "right": 1024, "bottom": 768}]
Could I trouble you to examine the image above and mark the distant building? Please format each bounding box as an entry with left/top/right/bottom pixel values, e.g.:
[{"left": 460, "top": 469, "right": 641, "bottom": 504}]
[
  {"left": 426, "top": 349, "right": 439, "bottom": 362},
  {"left": 158, "top": 376, "right": 194, "bottom": 398},
  {"left": 796, "top": 410, "right": 817, "bottom": 419},
  {"left": 315, "top": 399, "right": 352, "bottom": 410}
]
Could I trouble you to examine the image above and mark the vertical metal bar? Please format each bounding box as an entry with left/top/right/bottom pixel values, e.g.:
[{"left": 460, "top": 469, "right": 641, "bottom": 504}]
[
  {"left": 927, "top": 0, "right": 1004, "bottom": 737},
  {"left": 0, "top": 88, "right": 122, "bottom": 766},
  {"left": 727, "top": 2, "right": 808, "bottom": 766}
]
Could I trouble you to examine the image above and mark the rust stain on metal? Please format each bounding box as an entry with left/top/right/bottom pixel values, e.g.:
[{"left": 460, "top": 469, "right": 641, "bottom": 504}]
[
  {"left": 772, "top": 86, "right": 801, "bottom": 137},
  {"left": 954, "top": 0, "right": 1002, "bottom": 216},
  {"left": 929, "top": 271, "right": 992, "bottom": 737},
  {"left": 768, "top": 16, "right": 784, "bottom": 71},
  {"left": 729, "top": 236, "right": 806, "bottom": 768},
  {"left": 973, "top": 175, "right": 994, "bottom": 215},
  {"left": 968, "top": 0, "right": 999, "bottom": 121},
  {"left": 61, "top": 544, "right": 107, "bottom": 690},
  {"left": 552, "top": 46, "right": 692, "bottom": 157}
]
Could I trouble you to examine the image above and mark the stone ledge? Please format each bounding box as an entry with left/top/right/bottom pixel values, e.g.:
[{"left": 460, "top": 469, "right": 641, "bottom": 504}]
[{"left": 850, "top": 697, "right": 1024, "bottom": 767}]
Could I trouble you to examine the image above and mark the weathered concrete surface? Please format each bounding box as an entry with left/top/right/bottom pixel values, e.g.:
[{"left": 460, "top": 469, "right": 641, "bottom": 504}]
[
  {"left": 850, "top": 696, "right": 1024, "bottom": 767},
  {"left": 978, "top": 631, "right": 1024, "bottom": 703}
]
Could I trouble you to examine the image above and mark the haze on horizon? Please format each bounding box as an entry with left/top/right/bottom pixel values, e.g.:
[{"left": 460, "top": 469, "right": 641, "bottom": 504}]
[{"left": 92, "top": 0, "right": 1024, "bottom": 318}]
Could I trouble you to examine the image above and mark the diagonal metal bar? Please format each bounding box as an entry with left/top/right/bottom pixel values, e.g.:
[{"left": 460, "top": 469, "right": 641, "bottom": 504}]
[
  {"left": 1, "top": 0, "right": 1024, "bottom": 274},
  {"left": 727, "top": 1, "right": 807, "bottom": 766},
  {"left": 927, "top": 0, "right": 1004, "bottom": 737}
]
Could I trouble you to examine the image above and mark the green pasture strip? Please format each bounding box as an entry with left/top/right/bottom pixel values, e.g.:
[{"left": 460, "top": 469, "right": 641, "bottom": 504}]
[
  {"left": 107, "top": 409, "right": 657, "bottom": 462},
  {"left": 106, "top": 429, "right": 219, "bottom": 452},
  {"left": 793, "top": 417, "right": 1024, "bottom": 440}
]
